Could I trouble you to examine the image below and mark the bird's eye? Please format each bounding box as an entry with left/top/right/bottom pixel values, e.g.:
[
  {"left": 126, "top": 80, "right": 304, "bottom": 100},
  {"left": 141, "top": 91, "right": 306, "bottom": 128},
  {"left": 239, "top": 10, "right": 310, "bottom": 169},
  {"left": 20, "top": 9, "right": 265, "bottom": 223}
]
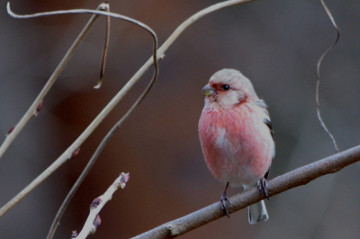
[{"left": 222, "top": 84, "right": 230, "bottom": 91}]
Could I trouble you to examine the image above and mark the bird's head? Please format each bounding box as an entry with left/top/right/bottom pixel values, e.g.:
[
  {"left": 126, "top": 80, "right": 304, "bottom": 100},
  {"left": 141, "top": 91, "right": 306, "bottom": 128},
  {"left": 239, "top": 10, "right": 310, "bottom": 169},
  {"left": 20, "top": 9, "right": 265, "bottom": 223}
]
[{"left": 202, "top": 69, "right": 258, "bottom": 108}]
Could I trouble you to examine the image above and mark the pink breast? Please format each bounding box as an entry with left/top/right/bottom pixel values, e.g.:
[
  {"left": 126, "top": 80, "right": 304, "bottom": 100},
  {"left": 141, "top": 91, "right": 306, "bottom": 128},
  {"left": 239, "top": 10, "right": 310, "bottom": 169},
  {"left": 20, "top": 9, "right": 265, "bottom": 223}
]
[{"left": 198, "top": 105, "right": 273, "bottom": 187}]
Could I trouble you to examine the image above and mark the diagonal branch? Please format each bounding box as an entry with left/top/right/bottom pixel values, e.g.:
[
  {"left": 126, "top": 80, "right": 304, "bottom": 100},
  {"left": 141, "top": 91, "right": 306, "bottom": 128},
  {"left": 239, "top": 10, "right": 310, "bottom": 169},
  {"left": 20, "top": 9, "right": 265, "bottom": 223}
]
[
  {"left": 1, "top": 2, "right": 158, "bottom": 158},
  {"left": 0, "top": 0, "right": 158, "bottom": 218},
  {"left": 131, "top": 145, "right": 360, "bottom": 239},
  {"left": 0, "top": 0, "right": 253, "bottom": 218},
  {"left": 47, "top": 7, "right": 159, "bottom": 238},
  {"left": 0, "top": 2, "right": 107, "bottom": 159},
  {"left": 73, "top": 172, "right": 130, "bottom": 239}
]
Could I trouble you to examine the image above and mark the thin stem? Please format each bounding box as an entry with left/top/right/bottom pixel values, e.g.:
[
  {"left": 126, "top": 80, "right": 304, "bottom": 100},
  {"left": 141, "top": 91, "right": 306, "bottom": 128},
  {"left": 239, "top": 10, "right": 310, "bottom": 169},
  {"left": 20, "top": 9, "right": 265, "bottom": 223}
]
[
  {"left": 157, "top": 0, "right": 253, "bottom": 55},
  {"left": 94, "top": 4, "right": 111, "bottom": 89},
  {"left": 6, "top": 2, "right": 154, "bottom": 32},
  {"left": 0, "top": 2, "right": 158, "bottom": 217},
  {"left": 0, "top": 0, "right": 252, "bottom": 217},
  {"left": 0, "top": 3, "right": 105, "bottom": 159},
  {"left": 0, "top": 2, "right": 157, "bottom": 159},
  {"left": 315, "top": 0, "right": 340, "bottom": 151},
  {"left": 47, "top": 45, "right": 160, "bottom": 239},
  {"left": 47, "top": 5, "right": 160, "bottom": 237},
  {"left": 47, "top": 4, "right": 111, "bottom": 238}
]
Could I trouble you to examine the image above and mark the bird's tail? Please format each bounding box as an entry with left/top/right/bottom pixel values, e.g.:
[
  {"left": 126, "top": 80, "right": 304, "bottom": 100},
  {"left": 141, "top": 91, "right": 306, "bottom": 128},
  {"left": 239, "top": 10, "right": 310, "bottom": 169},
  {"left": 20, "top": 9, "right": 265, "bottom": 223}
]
[{"left": 248, "top": 200, "right": 269, "bottom": 224}]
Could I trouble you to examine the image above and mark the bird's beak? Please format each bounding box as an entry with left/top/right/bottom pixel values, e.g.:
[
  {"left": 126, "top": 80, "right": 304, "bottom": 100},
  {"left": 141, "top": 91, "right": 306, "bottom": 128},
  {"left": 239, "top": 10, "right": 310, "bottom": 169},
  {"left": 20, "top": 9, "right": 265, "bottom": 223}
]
[{"left": 202, "top": 84, "right": 216, "bottom": 97}]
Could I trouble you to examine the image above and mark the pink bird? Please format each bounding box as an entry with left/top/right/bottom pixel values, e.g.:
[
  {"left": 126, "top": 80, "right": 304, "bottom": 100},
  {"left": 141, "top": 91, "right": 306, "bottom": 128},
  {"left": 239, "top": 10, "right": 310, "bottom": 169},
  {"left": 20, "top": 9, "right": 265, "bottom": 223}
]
[{"left": 198, "top": 68, "right": 274, "bottom": 224}]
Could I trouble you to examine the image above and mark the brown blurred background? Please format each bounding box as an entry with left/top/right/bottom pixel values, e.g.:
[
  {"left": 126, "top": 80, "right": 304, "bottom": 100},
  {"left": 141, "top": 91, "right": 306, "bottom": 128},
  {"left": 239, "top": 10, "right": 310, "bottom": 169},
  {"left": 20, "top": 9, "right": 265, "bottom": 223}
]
[{"left": 1, "top": 0, "right": 360, "bottom": 238}]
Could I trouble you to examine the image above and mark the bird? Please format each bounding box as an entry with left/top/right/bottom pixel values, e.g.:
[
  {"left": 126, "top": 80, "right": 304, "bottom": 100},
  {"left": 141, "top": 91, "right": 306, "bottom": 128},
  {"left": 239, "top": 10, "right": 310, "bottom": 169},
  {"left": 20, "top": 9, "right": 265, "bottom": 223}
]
[{"left": 198, "top": 68, "right": 274, "bottom": 224}]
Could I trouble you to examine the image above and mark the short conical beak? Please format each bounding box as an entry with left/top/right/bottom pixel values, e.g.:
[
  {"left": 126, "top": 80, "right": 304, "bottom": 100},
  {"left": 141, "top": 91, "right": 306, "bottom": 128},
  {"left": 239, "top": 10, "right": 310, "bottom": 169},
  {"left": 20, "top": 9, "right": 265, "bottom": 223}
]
[{"left": 202, "top": 84, "right": 215, "bottom": 97}]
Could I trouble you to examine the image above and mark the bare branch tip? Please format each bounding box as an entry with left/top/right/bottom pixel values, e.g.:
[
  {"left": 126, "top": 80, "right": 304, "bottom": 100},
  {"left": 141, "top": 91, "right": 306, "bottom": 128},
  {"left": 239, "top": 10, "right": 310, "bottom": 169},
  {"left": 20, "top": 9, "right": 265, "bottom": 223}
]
[
  {"left": 93, "top": 79, "right": 103, "bottom": 89},
  {"left": 119, "top": 172, "right": 130, "bottom": 189},
  {"left": 6, "top": 2, "right": 15, "bottom": 17}
]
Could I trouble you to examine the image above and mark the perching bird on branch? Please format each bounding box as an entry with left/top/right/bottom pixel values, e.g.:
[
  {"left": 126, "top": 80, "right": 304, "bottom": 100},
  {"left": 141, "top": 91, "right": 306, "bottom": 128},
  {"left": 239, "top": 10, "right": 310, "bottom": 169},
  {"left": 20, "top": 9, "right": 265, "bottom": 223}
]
[{"left": 198, "top": 68, "right": 274, "bottom": 224}]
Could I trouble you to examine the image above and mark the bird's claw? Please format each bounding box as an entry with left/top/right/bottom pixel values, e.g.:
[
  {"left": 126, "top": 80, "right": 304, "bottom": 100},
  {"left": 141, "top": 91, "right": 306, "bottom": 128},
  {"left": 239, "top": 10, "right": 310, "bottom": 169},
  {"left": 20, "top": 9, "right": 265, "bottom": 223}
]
[
  {"left": 258, "top": 178, "right": 270, "bottom": 200},
  {"left": 220, "top": 194, "right": 231, "bottom": 218}
]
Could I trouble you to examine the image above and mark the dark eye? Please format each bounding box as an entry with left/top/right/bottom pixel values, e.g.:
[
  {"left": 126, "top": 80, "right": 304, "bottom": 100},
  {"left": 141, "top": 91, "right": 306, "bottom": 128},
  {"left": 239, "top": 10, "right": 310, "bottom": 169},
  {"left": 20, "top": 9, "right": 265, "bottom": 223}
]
[{"left": 222, "top": 84, "right": 230, "bottom": 91}]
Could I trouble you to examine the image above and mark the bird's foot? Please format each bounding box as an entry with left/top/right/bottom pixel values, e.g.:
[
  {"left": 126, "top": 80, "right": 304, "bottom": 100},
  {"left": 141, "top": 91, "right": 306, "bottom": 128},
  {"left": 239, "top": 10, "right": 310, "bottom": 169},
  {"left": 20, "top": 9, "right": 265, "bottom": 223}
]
[
  {"left": 258, "top": 178, "right": 270, "bottom": 200},
  {"left": 220, "top": 193, "right": 231, "bottom": 218}
]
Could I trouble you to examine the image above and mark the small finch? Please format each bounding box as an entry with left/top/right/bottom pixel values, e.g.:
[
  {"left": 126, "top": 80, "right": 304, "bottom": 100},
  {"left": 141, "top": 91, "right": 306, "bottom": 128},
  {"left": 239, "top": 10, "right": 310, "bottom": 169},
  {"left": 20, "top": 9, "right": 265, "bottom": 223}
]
[{"left": 198, "top": 68, "right": 274, "bottom": 224}]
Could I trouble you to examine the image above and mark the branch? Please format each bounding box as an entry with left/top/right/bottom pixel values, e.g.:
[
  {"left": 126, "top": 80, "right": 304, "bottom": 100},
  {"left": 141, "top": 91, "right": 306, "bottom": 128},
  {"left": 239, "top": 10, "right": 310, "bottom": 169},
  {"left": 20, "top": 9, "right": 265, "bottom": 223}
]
[
  {"left": 0, "top": 0, "right": 252, "bottom": 218},
  {"left": 47, "top": 10, "right": 159, "bottom": 237},
  {"left": 0, "top": 2, "right": 157, "bottom": 159},
  {"left": 72, "top": 172, "right": 129, "bottom": 239},
  {"left": 0, "top": 2, "right": 106, "bottom": 158},
  {"left": 131, "top": 145, "right": 360, "bottom": 239},
  {"left": 0, "top": 2, "right": 158, "bottom": 217},
  {"left": 316, "top": 0, "right": 340, "bottom": 151},
  {"left": 94, "top": 3, "right": 111, "bottom": 89},
  {"left": 47, "top": 42, "right": 160, "bottom": 239}
]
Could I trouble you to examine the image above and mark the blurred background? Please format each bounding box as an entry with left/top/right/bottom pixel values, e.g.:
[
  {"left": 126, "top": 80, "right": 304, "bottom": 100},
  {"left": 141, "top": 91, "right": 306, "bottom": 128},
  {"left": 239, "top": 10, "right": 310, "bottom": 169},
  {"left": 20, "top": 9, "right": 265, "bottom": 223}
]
[{"left": 0, "top": 0, "right": 360, "bottom": 238}]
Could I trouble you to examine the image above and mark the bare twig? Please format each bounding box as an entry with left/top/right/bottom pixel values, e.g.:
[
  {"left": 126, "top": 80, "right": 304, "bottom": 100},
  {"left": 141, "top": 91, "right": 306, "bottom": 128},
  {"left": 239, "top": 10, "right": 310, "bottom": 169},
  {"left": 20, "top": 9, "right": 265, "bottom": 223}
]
[
  {"left": 47, "top": 47, "right": 160, "bottom": 239},
  {"left": 131, "top": 145, "right": 360, "bottom": 239},
  {"left": 73, "top": 172, "right": 130, "bottom": 239},
  {"left": 0, "top": 2, "right": 158, "bottom": 217},
  {"left": 0, "top": 2, "right": 107, "bottom": 159},
  {"left": 47, "top": 7, "right": 160, "bottom": 238},
  {"left": 48, "top": 0, "right": 257, "bottom": 235},
  {"left": 0, "top": 2, "right": 157, "bottom": 159},
  {"left": 6, "top": 2, "right": 154, "bottom": 33},
  {"left": 0, "top": 0, "right": 253, "bottom": 218},
  {"left": 47, "top": 6, "right": 112, "bottom": 239},
  {"left": 94, "top": 4, "right": 111, "bottom": 89},
  {"left": 316, "top": 0, "right": 340, "bottom": 151}
]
